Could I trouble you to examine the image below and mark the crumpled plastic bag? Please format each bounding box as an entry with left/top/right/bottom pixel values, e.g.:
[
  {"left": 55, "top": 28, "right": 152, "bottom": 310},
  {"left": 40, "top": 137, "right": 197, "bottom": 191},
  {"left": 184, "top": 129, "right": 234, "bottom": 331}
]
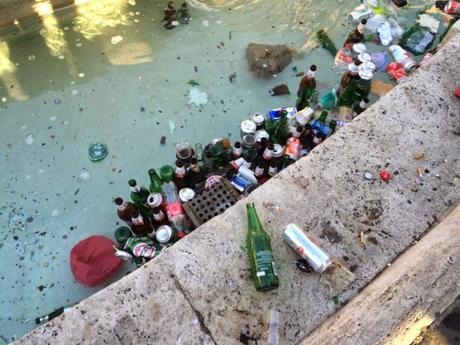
[{"left": 417, "top": 14, "right": 440, "bottom": 34}]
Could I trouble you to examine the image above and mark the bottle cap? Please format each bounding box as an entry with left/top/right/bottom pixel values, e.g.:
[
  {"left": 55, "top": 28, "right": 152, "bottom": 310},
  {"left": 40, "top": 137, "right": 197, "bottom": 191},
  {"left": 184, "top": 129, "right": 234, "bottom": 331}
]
[
  {"left": 358, "top": 69, "right": 373, "bottom": 80},
  {"left": 348, "top": 61, "right": 360, "bottom": 74},
  {"left": 147, "top": 193, "right": 163, "bottom": 208},
  {"left": 254, "top": 129, "right": 270, "bottom": 142},
  {"left": 240, "top": 120, "right": 257, "bottom": 134},
  {"left": 156, "top": 225, "right": 174, "bottom": 244},
  {"left": 306, "top": 65, "right": 316, "bottom": 78},
  {"left": 358, "top": 52, "right": 371, "bottom": 63},
  {"left": 179, "top": 188, "right": 196, "bottom": 202},
  {"left": 359, "top": 61, "right": 376, "bottom": 72},
  {"left": 272, "top": 144, "right": 285, "bottom": 158},
  {"left": 252, "top": 113, "right": 265, "bottom": 126},
  {"left": 352, "top": 43, "right": 367, "bottom": 54}
]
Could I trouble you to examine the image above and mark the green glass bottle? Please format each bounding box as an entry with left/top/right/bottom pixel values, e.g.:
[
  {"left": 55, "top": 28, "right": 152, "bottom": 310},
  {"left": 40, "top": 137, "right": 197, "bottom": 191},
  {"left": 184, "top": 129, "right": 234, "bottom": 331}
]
[
  {"left": 246, "top": 203, "right": 279, "bottom": 292},
  {"left": 148, "top": 169, "right": 163, "bottom": 193},
  {"left": 128, "top": 179, "right": 150, "bottom": 205}
]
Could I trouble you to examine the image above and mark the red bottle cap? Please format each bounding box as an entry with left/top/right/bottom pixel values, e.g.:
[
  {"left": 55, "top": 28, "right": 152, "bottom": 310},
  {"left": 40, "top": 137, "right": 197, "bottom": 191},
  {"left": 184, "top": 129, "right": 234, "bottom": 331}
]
[
  {"left": 455, "top": 87, "right": 460, "bottom": 99},
  {"left": 380, "top": 170, "right": 393, "bottom": 182}
]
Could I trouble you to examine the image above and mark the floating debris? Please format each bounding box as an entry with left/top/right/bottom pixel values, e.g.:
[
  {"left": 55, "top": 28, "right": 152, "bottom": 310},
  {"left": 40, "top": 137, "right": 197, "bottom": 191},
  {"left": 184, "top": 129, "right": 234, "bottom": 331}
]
[
  {"left": 78, "top": 73, "right": 85, "bottom": 78},
  {"left": 88, "top": 143, "right": 108, "bottom": 162},
  {"left": 28, "top": 55, "right": 36, "bottom": 61},
  {"left": 188, "top": 87, "right": 208, "bottom": 106},
  {"left": 25, "top": 134, "right": 34, "bottom": 145},
  {"left": 80, "top": 170, "right": 91, "bottom": 180},
  {"left": 54, "top": 98, "right": 62, "bottom": 105},
  {"left": 168, "top": 120, "right": 176, "bottom": 134},
  {"left": 111, "top": 36, "right": 123, "bottom": 45}
]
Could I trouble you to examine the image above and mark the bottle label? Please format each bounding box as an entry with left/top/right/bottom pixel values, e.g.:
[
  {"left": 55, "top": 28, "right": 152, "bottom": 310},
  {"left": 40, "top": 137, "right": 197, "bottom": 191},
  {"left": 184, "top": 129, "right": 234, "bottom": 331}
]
[
  {"left": 154, "top": 211, "right": 165, "bottom": 222},
  {"left": 132, "top": 215, "right": 144, "bottom": 226},
  {"left": 263, "top": 149, "right": 273, "bottom": 160},
  {"left": 255, "top": 249, "right": 275, "bottom": 277},
  {"left": 176, "top": 167, "right": 186, "bottom": 179},
  {"left": 268, "top": 166, "right": 278, "bottom": 175},
  {"left": 255, "top": 166, "right": 264, "bottom": 177}
]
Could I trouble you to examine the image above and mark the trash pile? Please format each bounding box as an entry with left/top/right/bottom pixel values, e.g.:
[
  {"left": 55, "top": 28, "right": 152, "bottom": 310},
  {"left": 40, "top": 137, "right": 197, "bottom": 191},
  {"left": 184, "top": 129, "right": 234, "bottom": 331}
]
[{"left": 110, "top": 1, "right": 458, "bottom": 270}]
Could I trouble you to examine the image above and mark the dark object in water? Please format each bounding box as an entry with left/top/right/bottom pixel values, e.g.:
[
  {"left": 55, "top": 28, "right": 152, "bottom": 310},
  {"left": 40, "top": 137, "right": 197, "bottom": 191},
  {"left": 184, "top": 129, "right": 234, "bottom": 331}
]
[
  {"left": 178, "top": 2, "right": 190, "bottom": 24},
  {"left": 163, "top": 2, "right": 179, "bottom": 30},
  {"left": 228, "top": 72, "right": 237, "bottom": 84},
  {"left": 160, "top": 136, "right": 167, "bottom": 145},
  {"left": 317, "top": 29, "right": 338, "bottom": 56},
  {"left": 269, "top": 84, "right": 290, "bottom": 96}
]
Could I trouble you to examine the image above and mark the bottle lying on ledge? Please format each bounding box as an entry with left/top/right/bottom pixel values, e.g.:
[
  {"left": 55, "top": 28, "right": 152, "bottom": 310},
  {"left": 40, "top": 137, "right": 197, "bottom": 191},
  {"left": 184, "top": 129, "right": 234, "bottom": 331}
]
[{"left": 246, "top": 203, "right": 279, "bottom": 292}]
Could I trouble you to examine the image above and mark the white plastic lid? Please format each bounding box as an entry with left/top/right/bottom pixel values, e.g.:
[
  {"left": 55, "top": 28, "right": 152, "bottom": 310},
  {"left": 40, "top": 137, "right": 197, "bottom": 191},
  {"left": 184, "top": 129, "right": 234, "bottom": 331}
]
[
  {"left": 352, "top": 43, "right": 367, "bottom": 54},
  {"left": 255, "top": 129, "right": 270, "bottom": 142},
  {"left": 252, "top": 113, "right": 265, "bottom": 126},
  {"left": 240, "top": 120, "right": 257, "bottom": 134},
  {"left": 359, "top": 61, "right": 376, "bottom": 72},
  {"left": 358, "top": 53, "right": 372, "bottom": 63},
  {"left": 359, "top": 69, "right": 374, "bottom": 80},
  {"left": 179, "top": 188, "right": 196, "bottom": 202}
]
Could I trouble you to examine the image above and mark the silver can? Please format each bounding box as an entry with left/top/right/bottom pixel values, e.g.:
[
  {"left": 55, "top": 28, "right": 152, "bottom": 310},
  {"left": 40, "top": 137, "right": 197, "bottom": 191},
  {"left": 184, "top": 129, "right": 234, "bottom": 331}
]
[
  {"left": 147, "top": 193, "right": 163, "bottom": 208},
  {"left": 156, "top": 225, "right": 174, "bottom": 244},
  {"left": 240, "top": 119, "right": 257, "bottom": 138},
  {"left": 283, "top": 224, "right": 332, "bottom": 273}
]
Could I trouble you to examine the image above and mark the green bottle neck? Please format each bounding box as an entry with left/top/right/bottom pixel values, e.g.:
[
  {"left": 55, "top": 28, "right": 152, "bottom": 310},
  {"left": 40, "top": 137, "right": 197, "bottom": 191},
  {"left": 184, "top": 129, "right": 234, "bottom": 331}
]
[{"left": 247, "top": 204, "right": 265, "bottom": 234}]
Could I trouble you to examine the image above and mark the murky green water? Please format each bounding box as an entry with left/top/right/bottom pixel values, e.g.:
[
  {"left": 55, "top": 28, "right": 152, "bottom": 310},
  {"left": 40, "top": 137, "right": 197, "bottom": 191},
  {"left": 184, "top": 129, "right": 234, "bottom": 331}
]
[{"left": 0, "top": 0, "right": 434, "bottom": 341}]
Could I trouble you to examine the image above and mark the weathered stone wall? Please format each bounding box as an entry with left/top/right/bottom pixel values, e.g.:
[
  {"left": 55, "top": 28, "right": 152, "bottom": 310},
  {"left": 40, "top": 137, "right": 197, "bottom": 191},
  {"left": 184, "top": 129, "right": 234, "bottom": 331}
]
[{"left": 14, "top": 21, "right": 460, "bottom": 345}]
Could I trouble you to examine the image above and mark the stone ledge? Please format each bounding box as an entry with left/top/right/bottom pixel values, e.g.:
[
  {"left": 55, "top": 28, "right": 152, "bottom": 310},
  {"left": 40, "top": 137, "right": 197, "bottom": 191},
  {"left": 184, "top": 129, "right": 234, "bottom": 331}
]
[
  {"left": 14, "top": 21, "right": 460, "bottom": 345},
  {"left": 300, "top": 204, "right": 460, "bottom": 345}
]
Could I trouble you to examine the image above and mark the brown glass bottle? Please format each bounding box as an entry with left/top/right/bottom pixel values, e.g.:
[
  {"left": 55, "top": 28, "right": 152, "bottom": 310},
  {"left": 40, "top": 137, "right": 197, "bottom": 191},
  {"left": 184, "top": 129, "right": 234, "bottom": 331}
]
[
  {"left": 130, "top": 210, "right": 153, "bottom": 236},
  {"left": 343, "top": 19, "right": 367, "bottom": 47},
  {"left": 114, "top": 197, "right": 137, "bottom": 227}
]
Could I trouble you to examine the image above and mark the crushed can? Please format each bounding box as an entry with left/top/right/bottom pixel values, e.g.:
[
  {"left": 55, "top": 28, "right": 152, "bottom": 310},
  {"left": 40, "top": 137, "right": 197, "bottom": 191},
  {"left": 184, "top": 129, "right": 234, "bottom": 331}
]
[
  {"left": 283, "top": 224, "right": 332, "bottom": 273},
  {"left": 445, "top": 1, "right": 460, "bottom": 15},
  {"left": 386, "top": 62, "right": 407, "bottom": 83}
]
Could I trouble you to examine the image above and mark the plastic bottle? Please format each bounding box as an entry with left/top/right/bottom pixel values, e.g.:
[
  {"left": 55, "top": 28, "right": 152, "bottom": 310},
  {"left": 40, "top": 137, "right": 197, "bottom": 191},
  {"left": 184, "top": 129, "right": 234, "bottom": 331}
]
[{"left": 378, "top": 21, "right": 393, "bottom": 46}]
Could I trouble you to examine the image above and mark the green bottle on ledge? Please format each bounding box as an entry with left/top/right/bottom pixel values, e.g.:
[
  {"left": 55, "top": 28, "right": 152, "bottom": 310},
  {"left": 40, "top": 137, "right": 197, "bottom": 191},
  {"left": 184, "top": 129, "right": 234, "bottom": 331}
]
[{"left": 246, "top": 203, "right": 279, "bottom": 292}]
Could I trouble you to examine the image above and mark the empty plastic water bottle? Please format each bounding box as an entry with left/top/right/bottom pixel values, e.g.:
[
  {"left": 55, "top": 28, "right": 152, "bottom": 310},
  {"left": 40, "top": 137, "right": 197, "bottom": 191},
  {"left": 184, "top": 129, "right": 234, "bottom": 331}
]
[{"left": 378, "top": 22, "right": 393, "bottom": 46}]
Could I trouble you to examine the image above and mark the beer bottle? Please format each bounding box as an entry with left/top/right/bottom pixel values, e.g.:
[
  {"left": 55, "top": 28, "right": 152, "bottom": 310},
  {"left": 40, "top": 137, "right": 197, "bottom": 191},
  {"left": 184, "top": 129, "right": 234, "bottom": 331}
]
[
  {"left": 296, "top": 65, "right": 317, "bottom": 110},
  {"left": 187, "top": 157, "right": 205, "bottom": 187},
  {"left": 344, "top": 19, "right": 367, "bottom": 47},
  {"left": 232, "top": 141, "right": 243, "bottom": 159},
  {"left": 148, "top": 169, "right": 163, "bottom": 194},
  {"left": 258, "top": 137, "right": 268, "bottom": 156},
  {"left": 254, "top": 160, "right": 266, "bottom": 179},
  {"left": 246, "top": 203, "right": 279, "bottom": 292},
  {"left": 262, "top": 143, "right": 274, "bottom": 161},
  {"left": 355, "top": 69, "right": 373, "bottom": 101},
  {"left": 128, "top": 179, "right": 150, "bottom": 205},
  {"left": 203, "top": 150, "right": 214, "bottom": 173},
  {"left": 353, "top": 98, "right": 370, "bottom": 116},
  {"left": 131, "top": 210, "right": 153, "bottom": 236},
  {"left": 174, "top": 160, "right": 187, "bottom": 190},
  {"left": 152, "top": 207, "right": 167, "bottom": 226},
  {"left": 337, "top": 78, "right": 358, "bottom": 108},
  {"left": 114, "top": 197, "right": 137, "bottom": 227},
  {"left": 337, "top": 61, "right": 360, "bottom": 98},
  {"left": 268, "top": 161, "right": 279, "bottom": 176}
]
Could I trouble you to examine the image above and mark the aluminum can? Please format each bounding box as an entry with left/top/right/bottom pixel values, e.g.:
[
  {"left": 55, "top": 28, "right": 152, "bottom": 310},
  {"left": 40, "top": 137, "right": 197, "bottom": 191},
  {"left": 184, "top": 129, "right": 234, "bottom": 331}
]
[
  {"left": 179, "top": 188, "right": 196, "bottom": 202},
  {"left": 240, "top": 120, "right": 257, "bottom": 138},
  {"left": 284, "top": 137, "right": 301, "bottom": 160},
  {"left": 386, "top": 62, "right": 407, "bottom": 83},
  {"left": 147, "top": 193, "right": 163, "bottom": 208},
  {"left": 446, "top": 1, "right": 460, "bottom": 15},
  {"left": 156, "top": 225, "right": 174, "bottom": 244},
  {"left": 252, "top": 113, "right": 265, "bottom": 129},
  {"left": 283, "top": 224, "right": 332, "bottom": 273}
]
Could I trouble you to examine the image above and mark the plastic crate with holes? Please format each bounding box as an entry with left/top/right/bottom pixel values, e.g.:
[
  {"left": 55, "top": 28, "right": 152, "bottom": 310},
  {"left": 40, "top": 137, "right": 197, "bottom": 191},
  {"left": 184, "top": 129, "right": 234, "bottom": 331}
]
[{"left": 182, "top": 178, "right": 241, "bottom": 228}]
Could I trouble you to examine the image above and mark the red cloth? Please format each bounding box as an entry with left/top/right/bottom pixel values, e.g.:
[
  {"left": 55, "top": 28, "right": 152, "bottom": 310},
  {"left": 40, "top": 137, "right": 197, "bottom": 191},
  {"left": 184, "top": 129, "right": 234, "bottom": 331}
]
[
  {"left": 455, "top": 87, "right": 460, "bottom": 98},
  {"left": 70, "top": 235, "right": 122, "bottom": 287}
]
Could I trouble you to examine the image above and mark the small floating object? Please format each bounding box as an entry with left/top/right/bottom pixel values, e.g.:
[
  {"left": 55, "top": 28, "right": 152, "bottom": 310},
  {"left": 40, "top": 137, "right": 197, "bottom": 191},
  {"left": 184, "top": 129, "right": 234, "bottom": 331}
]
[
  {"left": 88, "top": 142, "right": 108, "bottom": 162},
  {"left": 111, "top": 35, "right": 123, "bottom": 45},
  {"left": 54, "top": 98, "right": 62, "bottom": 105}
]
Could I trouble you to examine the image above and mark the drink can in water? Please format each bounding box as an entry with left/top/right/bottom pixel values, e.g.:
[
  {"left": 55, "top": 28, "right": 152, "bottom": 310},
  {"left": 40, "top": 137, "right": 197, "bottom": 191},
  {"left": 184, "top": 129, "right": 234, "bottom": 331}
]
[
  {"left": 445, "top": 1, "right": 460, "bottom": 15},
  {"left": 386, "top": 62, "right": 407, "bottom": 83},
  {"left": 283, "top": 224, "right": 333, "bottom": 273},
  {"left": 156, "top": 225, "right": 174, "bottom": 244},
  {"left": 284, "top": 137, "right": 301, "bottom": 160},
  {"left": 267, "top": 108, "right": 283, "bottom": 121}
]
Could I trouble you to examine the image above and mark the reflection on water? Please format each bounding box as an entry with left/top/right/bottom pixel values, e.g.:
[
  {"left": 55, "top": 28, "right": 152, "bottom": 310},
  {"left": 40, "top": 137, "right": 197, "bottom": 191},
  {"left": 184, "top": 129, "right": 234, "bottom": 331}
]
[
  {"left": 34, "top": 1, "right": 68, "bottom": 56},
  {"left": 0, "top": 41, "right": 28, "bottom": 101},
  {"left": 74, "top": 0, "right": 131, "bottom": 40}
]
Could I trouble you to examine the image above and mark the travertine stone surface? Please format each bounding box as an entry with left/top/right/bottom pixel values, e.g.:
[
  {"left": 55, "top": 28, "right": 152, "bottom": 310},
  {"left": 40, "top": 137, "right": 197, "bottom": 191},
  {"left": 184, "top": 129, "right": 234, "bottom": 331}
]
[{"left": 15, "top": 20, "right": 460, "bottom": 345}]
